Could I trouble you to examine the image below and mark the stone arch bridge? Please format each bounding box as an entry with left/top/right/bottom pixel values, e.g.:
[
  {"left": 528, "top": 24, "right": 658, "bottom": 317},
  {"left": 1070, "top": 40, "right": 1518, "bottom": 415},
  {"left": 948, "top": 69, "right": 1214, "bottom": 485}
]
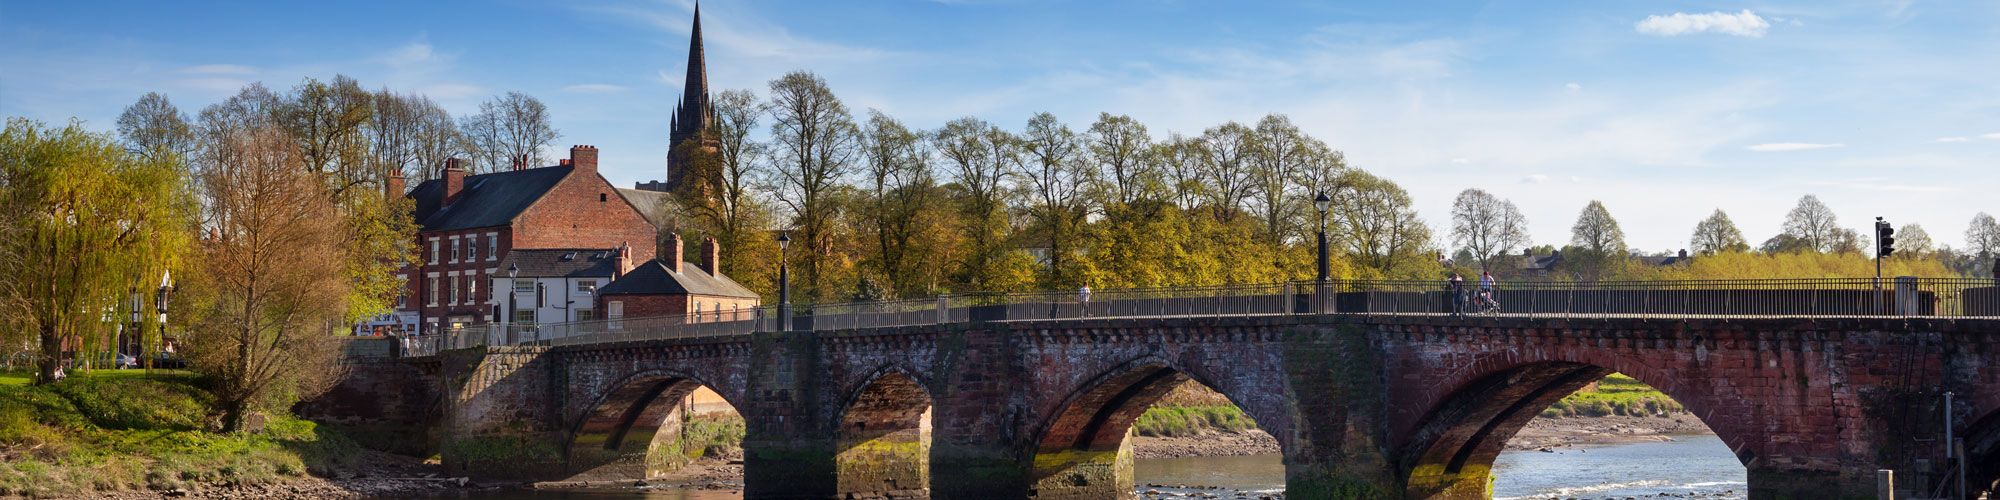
[{"left": 330, "top": 315, "right": 2000, "bottom": 499}]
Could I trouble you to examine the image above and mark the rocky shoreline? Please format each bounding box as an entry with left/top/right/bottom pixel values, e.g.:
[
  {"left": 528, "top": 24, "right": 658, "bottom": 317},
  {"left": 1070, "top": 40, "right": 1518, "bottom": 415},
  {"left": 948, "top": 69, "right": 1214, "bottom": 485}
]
[
  {"left": 1132, "top": 429, "right": 1281, "bottom": 460},
  {"left": 1506, "top": 413, "right": 1714, "bottom": 451},
  {"left": 89, "top": 449, "right": 492, "bottom": 500}
]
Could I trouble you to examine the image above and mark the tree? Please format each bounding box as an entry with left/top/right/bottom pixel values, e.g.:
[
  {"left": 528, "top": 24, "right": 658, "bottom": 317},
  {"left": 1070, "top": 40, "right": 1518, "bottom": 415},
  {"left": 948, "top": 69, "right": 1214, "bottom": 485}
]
[
  {"left": 1690, "top": 209, "right": 1749, "bottom": 255},
  {"left": 1894, "top": 223, "right": 1935, "bottom": 257},
  {"left": 677, "top": 89, "right": 772, "bottom": 284},
  {"left": 1968, "top": 212, "right": 2000, "bottom": 257},
  {"left": 405, "top": 95, "right": 463, "bottom": 182},
  {"left": 1247, "top": 114, "right": 1313, "bottom": 246},
  {"left": 185, "top": 125, "right": 347, "bottom": 431},
  {"left": 1449, "top": 188, "right": 1530, "bottom": 271},
  {"left": 859, "top": 110, "right": 933, "bottom": 296},
  {"left": 116, "top": 92, "right": 195, "bottom": 161},
  {"left": 1780, "top": 194, "right": 1843, "bottom": 253},
  {"left": 275, "top": 75, "right": 375, "bottom": 194},
  {"left": 1087, "top": 113, "right": 1153, "bottom": 206},
  {"left": 1017, "top": 112, "right": 1093, "bottom": 286},
  {"left": 933, "top": 117, "right": 1018, "bottom": 289},
  {"left": 1196, "top": 122, "right": 1256, "bottom": 218},
  {"left": 766, "top": 71, "right": 861, "bottom": 301},
  {"left": 1570, "top": 200, "right": 1627, "bottom": 255},
  {"left": 0, "top": 119, "right": 188, "bottom": 384},
  {"left": 1153, "top": 133, "right": 1205, "bottom": 212},
  {"left": 460, "top": 91, "right": 561, "bottom": 174},
  {"left": 1330, "top": 170, "right": 1433, "bottom": 276}
]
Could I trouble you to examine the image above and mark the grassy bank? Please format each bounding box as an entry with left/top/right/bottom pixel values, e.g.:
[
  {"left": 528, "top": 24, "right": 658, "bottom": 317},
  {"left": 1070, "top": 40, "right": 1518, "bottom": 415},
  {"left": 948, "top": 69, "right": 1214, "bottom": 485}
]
[
  {"left": 0, "top": 370, "right": 358, "bottom": 497},
  {"left": 1543, "top": 373, "right": 1687, "bottom": 418}
]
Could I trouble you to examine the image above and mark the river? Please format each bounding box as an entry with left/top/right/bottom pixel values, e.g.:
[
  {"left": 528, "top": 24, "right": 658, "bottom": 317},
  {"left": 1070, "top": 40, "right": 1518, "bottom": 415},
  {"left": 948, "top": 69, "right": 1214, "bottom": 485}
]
[{"left": 472, "top": 434, "right": 1744, "bottom": 499}]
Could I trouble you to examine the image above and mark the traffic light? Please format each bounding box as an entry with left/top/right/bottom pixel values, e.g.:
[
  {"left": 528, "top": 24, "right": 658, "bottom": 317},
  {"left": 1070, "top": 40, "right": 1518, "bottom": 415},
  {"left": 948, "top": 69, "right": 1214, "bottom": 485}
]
[{"left": 1875, "top": 218, "right": 1895, "bottom": 258}]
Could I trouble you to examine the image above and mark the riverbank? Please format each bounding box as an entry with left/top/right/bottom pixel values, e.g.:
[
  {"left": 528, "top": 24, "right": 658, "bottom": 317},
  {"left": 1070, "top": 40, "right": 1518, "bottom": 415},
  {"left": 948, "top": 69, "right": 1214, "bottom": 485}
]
[{"left": 1506, "top": 413, "right": 1713, "bottom": 451}]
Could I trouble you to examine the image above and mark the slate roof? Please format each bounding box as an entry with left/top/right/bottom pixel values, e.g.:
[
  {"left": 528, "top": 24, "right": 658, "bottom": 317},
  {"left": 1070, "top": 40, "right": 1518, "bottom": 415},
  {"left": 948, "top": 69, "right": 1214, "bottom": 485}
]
[
  {"left": 596, "top": 259, "right": 758, "bottom": 299},
  {"left": 496, "top": 248, "right": 621, "bottom": 278},
  {"left": 409, "top": 166, "right": 573, "bottom": 232},
  {"left": 615, "top": 188, "right": 676, "bottom": 228}
]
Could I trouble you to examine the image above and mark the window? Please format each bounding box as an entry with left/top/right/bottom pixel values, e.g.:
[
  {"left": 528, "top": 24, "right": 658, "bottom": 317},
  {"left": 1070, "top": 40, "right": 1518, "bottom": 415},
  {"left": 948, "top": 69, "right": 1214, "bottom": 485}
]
[
  {"left": 467, "top": 276, "right": 478, "bottom": 304},
  {"left": 467, "top": 238, "right": 478, "bottom": 262},
  {"left": 599, "top": 193, "right": 608, "bottom": 202},
  {"left": 450, "top": 238, "right": 461, "bottom": 263},
  {"left": 512, "top": 308, "right": 536, "bottom": 324},
  {"left": 428, "top": 239, "right": 439, "bottom": 265},
  {"left": 575, "top": 309, "right": 595, "bottom": 321},
  {"left": 448, "top": 274, "right": 460, "bottom": 304},
  {"left": 427, "top": 277, "right": 439, "bottom": 305},
  {"left": 486, "top": 234, "right": 498, "bottom": 261},
  {"left": 576, "top": 280, "right": 598, "bottom": 294},
  {"left": 513, "top": 279, "right": 535, "bottom": 294}
]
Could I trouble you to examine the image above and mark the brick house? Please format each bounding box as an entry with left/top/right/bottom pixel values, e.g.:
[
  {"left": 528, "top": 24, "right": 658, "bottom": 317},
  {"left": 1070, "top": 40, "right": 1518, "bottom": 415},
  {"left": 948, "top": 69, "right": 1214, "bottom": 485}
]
[
  {"left": 595, "top": 234, "right": 760, "bottom": 322},
  {"left": 389, "top": 145, "right": 658, "bottom": 334}
]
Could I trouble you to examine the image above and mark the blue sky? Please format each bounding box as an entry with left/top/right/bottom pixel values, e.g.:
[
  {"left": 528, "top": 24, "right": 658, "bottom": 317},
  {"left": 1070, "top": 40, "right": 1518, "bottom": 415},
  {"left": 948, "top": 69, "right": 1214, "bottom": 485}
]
[{"left": 4, "top": 0, "right": 1997, "bottom": 252}]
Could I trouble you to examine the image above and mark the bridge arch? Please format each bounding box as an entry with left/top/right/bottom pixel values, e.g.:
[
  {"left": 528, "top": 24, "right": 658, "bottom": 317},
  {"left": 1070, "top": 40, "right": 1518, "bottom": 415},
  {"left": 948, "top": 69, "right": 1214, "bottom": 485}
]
[
  {"left": 833, "top": 365, "right": 935, "bottom": 497},
  {"left": 1028, "top": 355, "right": 1290, "bottom": 498},
  {"left": 1965, "top": 408, "right": 2000, "bottom": 498},
  {"left": 1397, "top": 351, "right": 1744, "bottom": 499},
  {"left": 563, "top": 369, "right": 745, "bottom": 481}
]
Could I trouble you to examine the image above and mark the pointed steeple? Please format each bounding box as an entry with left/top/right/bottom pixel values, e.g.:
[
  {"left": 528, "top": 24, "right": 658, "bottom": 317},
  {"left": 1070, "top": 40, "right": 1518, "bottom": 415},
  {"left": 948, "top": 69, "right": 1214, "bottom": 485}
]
[{"left": 664, "top": 2, "right": 715, "bottom": 192}]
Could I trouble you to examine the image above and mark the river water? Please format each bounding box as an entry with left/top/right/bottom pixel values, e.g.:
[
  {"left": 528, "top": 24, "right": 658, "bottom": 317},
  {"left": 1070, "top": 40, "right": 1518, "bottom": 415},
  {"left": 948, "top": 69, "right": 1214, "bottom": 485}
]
[{"left": 481, "top": 434, "right": 1744, "bottom": 499}]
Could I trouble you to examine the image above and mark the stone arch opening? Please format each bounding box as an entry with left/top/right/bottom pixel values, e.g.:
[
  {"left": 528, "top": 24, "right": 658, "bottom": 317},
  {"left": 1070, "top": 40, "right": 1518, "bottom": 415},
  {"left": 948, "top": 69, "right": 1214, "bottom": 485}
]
[
  {"left": 1965, "top": 409, "right": 2000, "bottom": 498},
  {"left": 1030, "top": 361, "right": 1278, "bottom": 498},
  {"left": 565, "top": 371, "right": 744, "bottom": 483},
  {"left": 834, "top": 369, "right": 934, "bottom": 498},
  {"left": 1402, "top": 362, "right": 1745, "bottom": 499}
]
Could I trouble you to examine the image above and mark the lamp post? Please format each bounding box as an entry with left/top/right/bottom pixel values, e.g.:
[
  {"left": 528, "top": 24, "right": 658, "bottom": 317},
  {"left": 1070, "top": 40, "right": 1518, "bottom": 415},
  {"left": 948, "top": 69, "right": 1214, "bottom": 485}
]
[
  {"left": 124, "top": 286, "right": 141, "bottom": 368},
  {"left": 777, "top": 232, "right": 791, "bottom": 332},
  {"left": 507, "top": 263, "right": 521, "bottom": 346},
  {"left": 152, "top": 271, "right": 172, "bottom": 370},
  {"left": 1314, "top": 192, "right": 1332, "bottom": 314}
]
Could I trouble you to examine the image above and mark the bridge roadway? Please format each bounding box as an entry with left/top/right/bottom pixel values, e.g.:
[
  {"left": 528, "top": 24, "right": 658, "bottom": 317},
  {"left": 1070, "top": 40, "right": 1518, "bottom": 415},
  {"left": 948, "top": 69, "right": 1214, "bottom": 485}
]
[{"left": 322, "top": 313, "right": 2000, "bottom": 499}]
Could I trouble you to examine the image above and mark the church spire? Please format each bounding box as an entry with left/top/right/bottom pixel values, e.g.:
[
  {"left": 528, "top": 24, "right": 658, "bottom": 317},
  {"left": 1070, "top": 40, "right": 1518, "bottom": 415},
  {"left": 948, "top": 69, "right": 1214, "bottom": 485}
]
[
  {"left": 663, "top": 1, "right": 716, "bottom": 192},
  {"left": 682, "top": 2, "right": 708, "bottom": 110}
]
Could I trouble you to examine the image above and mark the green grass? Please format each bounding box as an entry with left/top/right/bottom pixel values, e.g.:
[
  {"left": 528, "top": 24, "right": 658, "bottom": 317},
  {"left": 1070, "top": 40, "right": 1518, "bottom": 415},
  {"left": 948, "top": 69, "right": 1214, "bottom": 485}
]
[
  {"left": 0, "top": 371, "right": 358, "bottom": 497},
  {"left": 1540, "top": 373, "right": 1687, "bottom": 418},
  {"left": 1134, "top": 404, "right": 1259, "bottom": 437}
]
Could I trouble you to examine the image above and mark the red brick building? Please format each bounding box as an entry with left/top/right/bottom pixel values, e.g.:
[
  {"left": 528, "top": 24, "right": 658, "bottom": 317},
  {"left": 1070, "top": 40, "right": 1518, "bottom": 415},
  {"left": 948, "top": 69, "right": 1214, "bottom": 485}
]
[
  {"left": 595, "top": 234, "right": 760, "bottom": 322},
  {"left": 389, "top": 146, "right": 658, "bottom": 333}
]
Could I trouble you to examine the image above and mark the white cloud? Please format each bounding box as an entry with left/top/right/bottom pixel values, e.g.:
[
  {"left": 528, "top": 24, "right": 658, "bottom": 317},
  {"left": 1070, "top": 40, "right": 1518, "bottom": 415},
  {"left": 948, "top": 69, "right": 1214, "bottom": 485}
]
[
  {"left": 1450, "top": 158, "right": 1471, "bottom": 165},
  {"left": 178, "top": 64, "right": 256, "bottom": 75},
  {"left": 1564, "top": 82, "right": 1582, "bottom": 93},
  {"left": 563, "top": 83, "right": 628, "bottom": 93},
  {"left": 1521, "top": 174, "right": 1550, "bottom": 184},
  {"left": 1636, "top": 10, "right": 1771, "bottom": 38},
  {"left": 1935, "top": 137, "right": 1969, "bottom": 143},
  {"left": 1983, "top": 132, "right": 2000, "bottom": 140},
  {"left": 1747, "top": 142, "right": 1844, "bottom": 152}
]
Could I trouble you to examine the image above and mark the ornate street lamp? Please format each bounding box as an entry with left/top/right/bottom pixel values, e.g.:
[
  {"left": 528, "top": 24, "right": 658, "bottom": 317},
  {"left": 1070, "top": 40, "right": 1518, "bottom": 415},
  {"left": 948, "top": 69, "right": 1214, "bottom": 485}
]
[
  {"left": 1314, "top": 192, "right": 1332, "bottom": 283},
  {"left": 506, "top": 263, "right": 520, "bottom": 324},
  {"left": 776, "top": 232, "right": 791, "bottom": 332}
]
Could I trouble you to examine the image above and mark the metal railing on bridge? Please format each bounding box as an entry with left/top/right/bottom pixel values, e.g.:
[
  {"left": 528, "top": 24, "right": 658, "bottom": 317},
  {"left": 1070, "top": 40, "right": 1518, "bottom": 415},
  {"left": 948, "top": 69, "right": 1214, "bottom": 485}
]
[{"left": 396, "top": 277, "right": 2000, "bottom": 356}]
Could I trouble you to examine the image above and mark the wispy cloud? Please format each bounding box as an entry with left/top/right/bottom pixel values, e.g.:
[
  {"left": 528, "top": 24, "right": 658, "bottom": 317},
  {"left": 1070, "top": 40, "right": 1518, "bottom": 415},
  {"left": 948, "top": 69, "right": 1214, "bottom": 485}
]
[
  {"left": 1984, "top": 132, "right": 2000, "bottom": 140},
  {"left": 1636, "top": 10, "right": 1771, "bottom": 38},
  {"left": 563, "top": 83, "right": 628, "bottom": 94},
  {"left": 1747, "top": 142, "right": 1843, "bottom": 152},
  {"left": 1935, "top": 137, "right": 1969, "bottom": 143}
]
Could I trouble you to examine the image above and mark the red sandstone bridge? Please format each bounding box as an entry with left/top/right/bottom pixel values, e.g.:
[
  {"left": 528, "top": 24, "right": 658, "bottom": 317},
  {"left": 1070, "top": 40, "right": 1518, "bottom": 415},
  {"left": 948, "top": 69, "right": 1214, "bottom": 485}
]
[{"left": 317, "top": 278, "right": 2000, "bottom": 499}]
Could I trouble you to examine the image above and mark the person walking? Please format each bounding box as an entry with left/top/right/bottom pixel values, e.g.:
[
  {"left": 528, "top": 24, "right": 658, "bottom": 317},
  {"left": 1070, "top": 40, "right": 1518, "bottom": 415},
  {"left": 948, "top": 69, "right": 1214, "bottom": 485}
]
[
  {"left": 1078, "top": 285, "right": 1093, "bottom": 318},
  {"left": 1477, "top": 271, "right": 1499, "bottom": 312},
  {"left": 1448, "top": 273, "right": 1466, "bottom": 316}
]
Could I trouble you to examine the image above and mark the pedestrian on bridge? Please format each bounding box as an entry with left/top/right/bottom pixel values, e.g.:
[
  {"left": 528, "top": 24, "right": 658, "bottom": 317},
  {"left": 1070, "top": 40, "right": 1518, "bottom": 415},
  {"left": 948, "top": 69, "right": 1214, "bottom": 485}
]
[{"left": 1448, "top": 273, "right": 1466, "bottom": 317}]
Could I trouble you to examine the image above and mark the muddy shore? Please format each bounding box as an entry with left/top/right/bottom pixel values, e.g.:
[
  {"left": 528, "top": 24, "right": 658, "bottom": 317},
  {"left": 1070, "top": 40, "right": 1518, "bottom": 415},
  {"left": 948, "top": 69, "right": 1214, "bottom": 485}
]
[{"left": 1128, "top": 412, "right": 1714, "bottom": 459}]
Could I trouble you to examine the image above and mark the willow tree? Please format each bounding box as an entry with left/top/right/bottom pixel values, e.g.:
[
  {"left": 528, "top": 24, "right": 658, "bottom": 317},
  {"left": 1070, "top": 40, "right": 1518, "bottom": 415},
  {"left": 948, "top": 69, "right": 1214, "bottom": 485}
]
[
  {"left": 187, "top": 126, "right": 348, "bottom": 432},
  {"left": 0, "top": 119, "right": 189, "bottom": 384}
]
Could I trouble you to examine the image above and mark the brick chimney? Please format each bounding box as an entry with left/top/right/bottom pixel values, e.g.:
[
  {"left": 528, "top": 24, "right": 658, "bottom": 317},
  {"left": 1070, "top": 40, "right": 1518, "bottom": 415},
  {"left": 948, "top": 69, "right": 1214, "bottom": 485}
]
[
  {"left": 385, "top": 169, "right": 405, "bottom": 199},
  {"left": 569, "top": 145, "right": 598, "bottom": 173},
  {"left": 510, "top": 154, "right": 525, "bottom": 172},
  {"left": 614, "top": 242, "right": 636, "bottom": 279},
  {"left": 699, "top": 236, "right": 720, "bottom": 275},
  {"left": 662, "top": 232, "right": 684, "bottom": 273},
  {"left": 442, "top": 158, "right": 465, "bottom": 204}
]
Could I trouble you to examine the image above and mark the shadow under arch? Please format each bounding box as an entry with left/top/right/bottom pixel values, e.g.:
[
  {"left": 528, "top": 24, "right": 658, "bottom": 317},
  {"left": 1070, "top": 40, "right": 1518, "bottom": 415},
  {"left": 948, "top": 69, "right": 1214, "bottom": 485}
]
[
  {"left": 1028, "top": 356, "right": 1283, "bottom": 499},
  {"left": 834, "top": 365, "right": 935, "bottom": 498},
  {"left": 1966, "top": 409, "right": 2000, "bottom": 498},
  {"left": 1399, "top": 361, "right": 1743, "bottom": 499},
  {"left": 564, "top": 369, "right": 744, "bottom": 482}
]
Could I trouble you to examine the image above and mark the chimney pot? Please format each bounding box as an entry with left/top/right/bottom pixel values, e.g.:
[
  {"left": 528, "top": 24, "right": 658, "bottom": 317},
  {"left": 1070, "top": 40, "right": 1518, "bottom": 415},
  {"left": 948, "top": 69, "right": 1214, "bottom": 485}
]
[
  {"left": 700, "top": 236, "right": 720, "bottom": 275},
  {"left": 663, "top": 233, "right": 685, "bottom": 274},
  {"left": 386, "top": 169, "right": 406, "bottom": 199},
  {"left": 443, "top": 158, "right": 466, "bottom": 204}
]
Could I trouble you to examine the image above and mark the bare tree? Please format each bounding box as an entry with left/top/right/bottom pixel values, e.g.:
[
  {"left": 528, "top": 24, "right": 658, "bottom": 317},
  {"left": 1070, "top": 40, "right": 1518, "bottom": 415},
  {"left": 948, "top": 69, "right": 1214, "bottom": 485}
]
[
  {"left": 1449, "top": 188, "right": 1530, "bottom": 271},
  {"left": 1017, "top": 112, "right": 1093, "bottom": 286},
  {"left": 405, "top": 95, "right": 463, "bottom": 182},
  {"left": 860, "top": 110, "right": 933, "bottom": 295},
  {"left": 1894, "top": 223, "right": 1935, "bottom": 257},
  {"left": 678, "top": 89, "right": 768, "bottom": 277},
  {"left": 460, "top": 91, "right": 561, "bottom": 174},
  {"left": 1197, "top": 122, "right": 1256, "bottom": 218},
  {"left": 188, "top": 125, "right": 347, "bottom": 432},
  {"left": 275, "top": 75, "right": 375, "bottom": 194},
  {"left": 1331, "top": 170, "right": 1433, "bottom": 275},
  {"left": 116, "top": 92, "right": 195, "bottom": 161},
  {"left": 1153, "top": 133, "right": 1205, "bottom": 212},
  {"left": 933, "top": 117, "right": 1017, "bottom": 288},
  {"left": 367, "top": 89, "right": 420, "bottom": 181},
  {"left": 1968, "top": 212, "right": 2000, "bottom": 258},
  {"left": 1086, "top": 113, "right": 1152, "bottom": 206},
  {"left": 1570, "top": 200, "right": 1627, "bottom": 255},
  {"left": 1248, "top": 114, "right": 1312, "bottom": 245},
  {"left": 1690, "top": 209, "right": 1749, "bottom": 254},
  {"left": 1781, "top": 194, "right": 1843, "bottom": 253},
  {"left": 766, "top": 71, "right": 861, "bottom": 300}
]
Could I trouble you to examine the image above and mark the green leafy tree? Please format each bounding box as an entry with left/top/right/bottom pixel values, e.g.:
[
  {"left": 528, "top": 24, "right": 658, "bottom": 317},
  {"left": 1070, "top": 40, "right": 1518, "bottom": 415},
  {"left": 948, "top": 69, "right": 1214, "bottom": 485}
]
[
  {"left": 1017, "top": 112, "right": 1093, "bottom": 287},
  {"left": 766, "top": 71, "right": 861, "bottom": 302},
  {"left": 0, "top": 119, "right": 190, "bottom": 384},
  {"left": 1567, "top": 200, "right": 1628, "bottom": 280},
  {"left": 1449, "top": 188, "right": 1530, "bottom": 271},
  {"left": 1690, "top": 209, "right": 1749, "bottom": 255}
]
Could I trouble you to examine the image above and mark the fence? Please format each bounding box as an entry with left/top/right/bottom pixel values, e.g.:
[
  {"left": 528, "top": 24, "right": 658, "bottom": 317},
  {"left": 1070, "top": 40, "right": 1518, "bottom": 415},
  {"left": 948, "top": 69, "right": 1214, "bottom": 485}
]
[{"left": 393, "top": 277, "right": 2000, "bottom": 356}]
